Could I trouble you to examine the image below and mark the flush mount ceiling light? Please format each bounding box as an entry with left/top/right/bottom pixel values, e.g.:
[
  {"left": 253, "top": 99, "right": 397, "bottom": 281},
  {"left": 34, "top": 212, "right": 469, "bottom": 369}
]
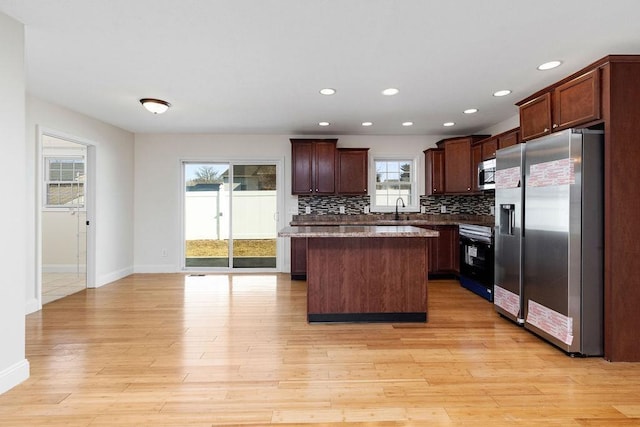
[
  {"left": 493, "top": 89, "right": 512, "bottom": 97},
  {"left": 537, "top": 60, "right": 562, "bottom": 71},
  {"left": 362, "top": 122, "right": 373, "bottom": 127},
  {"left": 319, "top": 88, "right": 336, "bottom": 95},
  {"left": 318, "top": 121, "right": 330, "bottom": 127},
  {"left": 402, "top": 121, "right": 413, "bottom": 127},
  {"left": 140, "top": 98, "right": 171, "bottom": 114},
  {"left": 463, "top": 108, "right": 479, "bottom": 114},
  {"left": 382, "top": 88, "right": 399, "bottom": 96},
  {"left": 443, "top": 122, "right": 455, "bottom": 127}
]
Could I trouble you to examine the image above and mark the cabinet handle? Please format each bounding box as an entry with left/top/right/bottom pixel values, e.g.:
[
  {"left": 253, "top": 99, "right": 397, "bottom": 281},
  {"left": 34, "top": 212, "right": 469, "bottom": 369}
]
[
  {"left": 544, "top": 128, "right": 549, "bottom": 132},
  {"left": 553, "top": 124, "right": 558, "bottom": 129},
  {"left": 467, "top": 187, "right": 471, "bottom": 191},
  {"left": 433, "top": 188, "right": 437, "bottom": 192}
]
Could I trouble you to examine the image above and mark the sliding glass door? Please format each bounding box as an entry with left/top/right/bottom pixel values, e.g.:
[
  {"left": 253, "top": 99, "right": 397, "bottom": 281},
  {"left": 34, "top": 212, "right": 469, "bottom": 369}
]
[{"left": 184, "top": 162, "right": 278, "bottom": 269}]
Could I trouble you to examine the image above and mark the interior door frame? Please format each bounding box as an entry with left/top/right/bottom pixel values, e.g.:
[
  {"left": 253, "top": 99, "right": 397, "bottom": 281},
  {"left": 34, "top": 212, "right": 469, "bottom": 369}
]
[
  {"left": 180, "top": 157, "right": 285, "bottom": 272},
  {"left": 35, "top": 126, "right": 96, "bottom": 310}
]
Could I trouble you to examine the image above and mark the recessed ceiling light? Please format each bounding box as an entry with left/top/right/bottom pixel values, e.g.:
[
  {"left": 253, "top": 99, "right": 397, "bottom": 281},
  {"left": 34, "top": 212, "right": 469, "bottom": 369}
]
[
  {"left": 402, "top": 121, "right": 413, "bottom": 127},
  {"left": 537, "top": 60, "right": 562, "bottom": 71},
  {"left": 463, "top": 108, "right": 478, "bottom": 114},
  {"left": 318, "top": 121, "right": 330, "bottom": 126},
  {"left": 319, "top": 88, "right": 336, "bottom": 95},
  {"left": 493, "top": 89, "right": 512, "bottom": 97},
  {"left": 382, "top": 88, "right": 399, "bottom": 96},
  {"left": 443, "top": 122, "right": 455, "bottom": 127},
  {"left": 362, "top": 122, "right": 373, "bottom": 127}
]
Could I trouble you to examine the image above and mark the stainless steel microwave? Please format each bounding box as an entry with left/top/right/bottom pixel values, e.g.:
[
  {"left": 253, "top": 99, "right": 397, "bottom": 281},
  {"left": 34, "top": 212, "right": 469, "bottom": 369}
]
[{"left": 478, "top": 158, "right": 496, "bottom": 190}]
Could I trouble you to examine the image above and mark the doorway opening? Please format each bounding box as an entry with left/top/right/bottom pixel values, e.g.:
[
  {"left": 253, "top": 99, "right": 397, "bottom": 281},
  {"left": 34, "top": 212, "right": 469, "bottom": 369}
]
[
  {"left": 183, "top": 161, "right": 279, "bottom": 270},
  {"left": 38, "top": 131, "right": 94, "bottom": 305}
]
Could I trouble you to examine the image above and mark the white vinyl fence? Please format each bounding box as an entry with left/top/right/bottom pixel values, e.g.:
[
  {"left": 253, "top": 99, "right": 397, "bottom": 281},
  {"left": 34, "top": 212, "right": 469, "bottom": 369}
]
[{"left": 185, "top": 188, "right": 276, "bottom": 240}]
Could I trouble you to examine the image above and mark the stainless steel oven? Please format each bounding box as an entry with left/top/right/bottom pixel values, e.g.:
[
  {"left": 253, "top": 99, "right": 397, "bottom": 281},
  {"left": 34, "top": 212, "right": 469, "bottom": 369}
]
[{"left": 459, "top": 224, "right": 494, "bottom": 301}]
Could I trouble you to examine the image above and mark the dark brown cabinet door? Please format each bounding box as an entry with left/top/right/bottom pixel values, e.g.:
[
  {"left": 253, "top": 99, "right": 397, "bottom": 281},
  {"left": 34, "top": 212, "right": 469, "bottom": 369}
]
[
  {"left": 291, "top": 141, "right": 314, "bottom": 194},
  {"left": 471, "top": 143, "right": 482, "bottom": 192},
  {"left": 498, "top": 129, "right": 520, "bottom": 149},
  {"left": 291, "top": 139, "right": 337, "bottom": 195},
  {"left": 434, "top": 226, "right": 459, "bottom": 273},
  {"left": 290, "top": 237, "right": 307, "bottom": 280},
  {"left": 337, "top": 148, "right": 368, "bottom": 195},
  {"left": 424, "top": 148, "right": 445, "bottom": 195},
  {"left": 444, "top": 138, "right": 472, "bottom": 193},
  {"left": 553, "top": 68, "right": 601, "bottom": 131},
  {"left": 417, "top": 225, "right": 459, "bottom": 275},
  {"left": 313, "top": 141, "right": 337, "bottom": 194},
  {"left": 519, "top": 92, "right": 552, "bottom": 141},
  {"left": 481, "top": 138, "right": 497, "bottom": 160}
]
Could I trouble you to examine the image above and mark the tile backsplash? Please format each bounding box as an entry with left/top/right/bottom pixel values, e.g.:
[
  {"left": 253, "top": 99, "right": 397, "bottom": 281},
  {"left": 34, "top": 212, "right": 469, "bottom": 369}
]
[{"left": 298, "top": 191, "right": 495, "bottom": 216}]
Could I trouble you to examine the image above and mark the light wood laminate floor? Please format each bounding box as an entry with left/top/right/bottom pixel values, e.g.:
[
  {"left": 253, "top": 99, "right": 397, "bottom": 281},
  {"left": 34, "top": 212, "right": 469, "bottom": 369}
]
[
  {"left": 1, "top": 273, "right": 640, "bottom": 426},
  {"left": 42, "top": 272, "right": 86, "bottom": 304}
]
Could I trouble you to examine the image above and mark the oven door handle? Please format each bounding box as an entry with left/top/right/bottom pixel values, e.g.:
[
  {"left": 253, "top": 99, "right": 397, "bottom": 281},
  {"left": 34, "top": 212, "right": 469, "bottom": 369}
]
[{"left": 460, "top": 235, "right": 492, "bottom": 245}]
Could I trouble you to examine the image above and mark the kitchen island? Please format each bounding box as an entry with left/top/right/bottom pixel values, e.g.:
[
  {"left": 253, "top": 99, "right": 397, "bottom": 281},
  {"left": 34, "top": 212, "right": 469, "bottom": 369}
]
[{"left": 278, "top": 225, "right": 438, "bottom": 323}]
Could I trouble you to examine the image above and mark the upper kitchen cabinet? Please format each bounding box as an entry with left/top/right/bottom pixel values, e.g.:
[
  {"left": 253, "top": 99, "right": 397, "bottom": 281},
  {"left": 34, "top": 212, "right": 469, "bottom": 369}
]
[
  {"left": 424, "top": 148, "right": 445, "bottom": 195},
  {"left": 336, "top": 148, "right": 369, "bottom": 195},
  {"left": 519, "top": 93, "right": 552, "bottom": 141},
  {"left": 437, "top": 135, "right": 488, "bottom": 194},
  {"left": 518, "top": 69, "right": 601, "bottom": 141},
  {"left": 291, "top": 139, "right": 337, "bottom": 195},
  {"left": 553, "top": 68, "right": 601, "bottom": 130},
  {"left": 471, "top": 143, "right": 483, "bottom": 192},
  {"left": 498, "top": 128, "right": 520, "bottom": 149},
  {"left": 481, "top": 138, "right": 497, "bottom": 160}
]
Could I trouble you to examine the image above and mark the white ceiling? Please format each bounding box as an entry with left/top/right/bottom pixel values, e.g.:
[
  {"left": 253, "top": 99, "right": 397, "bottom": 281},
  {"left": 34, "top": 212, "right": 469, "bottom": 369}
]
[{"left": 2, "top": 0, "right": 640, "bottom": 136}]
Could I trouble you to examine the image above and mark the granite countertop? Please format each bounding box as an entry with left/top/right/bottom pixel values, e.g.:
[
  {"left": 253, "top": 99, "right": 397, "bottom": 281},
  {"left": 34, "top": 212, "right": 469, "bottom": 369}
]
[
  {"left": 278, "top": 225, "right": 439, "bottom": 238},
  {"left": 290, "top": 214, "right": 494, "bottom": 227}
]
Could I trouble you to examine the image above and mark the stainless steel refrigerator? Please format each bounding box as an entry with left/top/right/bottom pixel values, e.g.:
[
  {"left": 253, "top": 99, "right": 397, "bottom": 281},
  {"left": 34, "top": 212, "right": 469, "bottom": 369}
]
[{"left": 495, "top": 129, "right": 604, "bottom": 356}]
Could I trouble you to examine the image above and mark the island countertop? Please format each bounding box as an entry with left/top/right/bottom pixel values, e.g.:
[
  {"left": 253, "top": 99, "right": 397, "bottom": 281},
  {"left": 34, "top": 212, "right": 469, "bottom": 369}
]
[{"left": 278, "top": 225, "right": 439, "bottom": 238}]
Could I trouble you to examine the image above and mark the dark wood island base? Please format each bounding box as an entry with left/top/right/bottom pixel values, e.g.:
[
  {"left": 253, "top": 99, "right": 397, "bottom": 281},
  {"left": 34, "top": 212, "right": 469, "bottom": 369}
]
[{"left": 279, "top": 226, "right": 438, "bottom": 323}]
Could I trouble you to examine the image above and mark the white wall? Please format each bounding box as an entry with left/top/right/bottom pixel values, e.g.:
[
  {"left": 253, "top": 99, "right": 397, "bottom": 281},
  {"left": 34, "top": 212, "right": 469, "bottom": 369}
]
[
  {"left": 25, "top": 95, "right": 135, "bottom": 310},
  {"left": 0, "top": 10, "right": 29, "bottom": 394},
  {"left": 479, "top": 114, "right": 520, "bottom": 136},
  {"left": 134, "top": 133, "right": 447, "bottom": 273},
  {"left": 42, "top": 210, "right": 87, "bottom": 271}
]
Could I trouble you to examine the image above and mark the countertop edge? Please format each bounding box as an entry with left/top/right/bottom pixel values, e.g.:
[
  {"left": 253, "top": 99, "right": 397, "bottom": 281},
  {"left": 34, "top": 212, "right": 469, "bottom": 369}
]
[{"left": 278, "top": 225, "right": 439, "bottom": 238}]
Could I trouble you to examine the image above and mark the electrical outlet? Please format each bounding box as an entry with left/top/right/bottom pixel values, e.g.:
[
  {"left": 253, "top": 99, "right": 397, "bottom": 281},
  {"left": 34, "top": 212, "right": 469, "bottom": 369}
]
[
  {"left": 161, "top": 248, "right": 168, "bottom": 257},
  {"left": 421, "top": 206, "right": 426, "bottom": 214},
  {"left": 339, "top": 206, "right": 345, "bottom": 214},
  {"left": 364, "top": 205, "right": 370, "bottom": 214},
  {"left": 490, "top": 206, "right": 495, "bottom": 215},
  {"left": 440, "top": 205, "right": 447, "bottom": 213},
  {"left": 305, "top": 206, "right": 311, "bottom": 214}
]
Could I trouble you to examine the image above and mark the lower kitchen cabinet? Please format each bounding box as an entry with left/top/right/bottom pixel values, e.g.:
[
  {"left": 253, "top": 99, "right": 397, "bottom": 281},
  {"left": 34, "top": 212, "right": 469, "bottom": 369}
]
[
  {"left": 418, "top": 225, "right": 460, "bottom": 277},
  {"left": 292, "top": 224, "right": 460, "bottom": 280},
  {"left": 290, "top": 237, "right": 307, "bottom": 280}
]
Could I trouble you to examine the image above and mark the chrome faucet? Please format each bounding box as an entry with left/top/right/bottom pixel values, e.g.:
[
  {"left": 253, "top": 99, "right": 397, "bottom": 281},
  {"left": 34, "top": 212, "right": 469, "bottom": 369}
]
[{"left": 395, "top": 197, "right": 405, "bottom": 220}]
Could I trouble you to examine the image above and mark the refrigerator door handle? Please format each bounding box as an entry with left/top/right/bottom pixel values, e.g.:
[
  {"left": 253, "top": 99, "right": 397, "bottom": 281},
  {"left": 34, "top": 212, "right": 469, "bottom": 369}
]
[{"left": 509, "top": 208, "right": 515, "bottom": 235}]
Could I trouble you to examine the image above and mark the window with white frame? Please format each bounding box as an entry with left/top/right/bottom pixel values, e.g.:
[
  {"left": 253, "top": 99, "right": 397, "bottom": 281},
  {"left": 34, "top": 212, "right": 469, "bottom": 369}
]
[
  {"left": 371, "top": 157, "right": 418, "bottom": 212},
  {"left": 44, "top": 157, "right": 85, "bottom": 208}
]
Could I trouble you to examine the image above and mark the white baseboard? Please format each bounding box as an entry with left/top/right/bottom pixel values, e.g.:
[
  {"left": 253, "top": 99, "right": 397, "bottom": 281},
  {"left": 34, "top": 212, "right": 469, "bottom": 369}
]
[
  {"left": 93, "top": 266, "right": 134, "bottom": 288},
  {"left": 134, "top": 264, "right": 180, "bottom": 273},
  {"left": 25, "top": 298, "right": 41, "bottom": 315},
  {"left": 0, "top": 359, "right": 29, "bottom": 395},
  {"left": 42, "top": 264, "right": 86, "bottom": 273}
]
